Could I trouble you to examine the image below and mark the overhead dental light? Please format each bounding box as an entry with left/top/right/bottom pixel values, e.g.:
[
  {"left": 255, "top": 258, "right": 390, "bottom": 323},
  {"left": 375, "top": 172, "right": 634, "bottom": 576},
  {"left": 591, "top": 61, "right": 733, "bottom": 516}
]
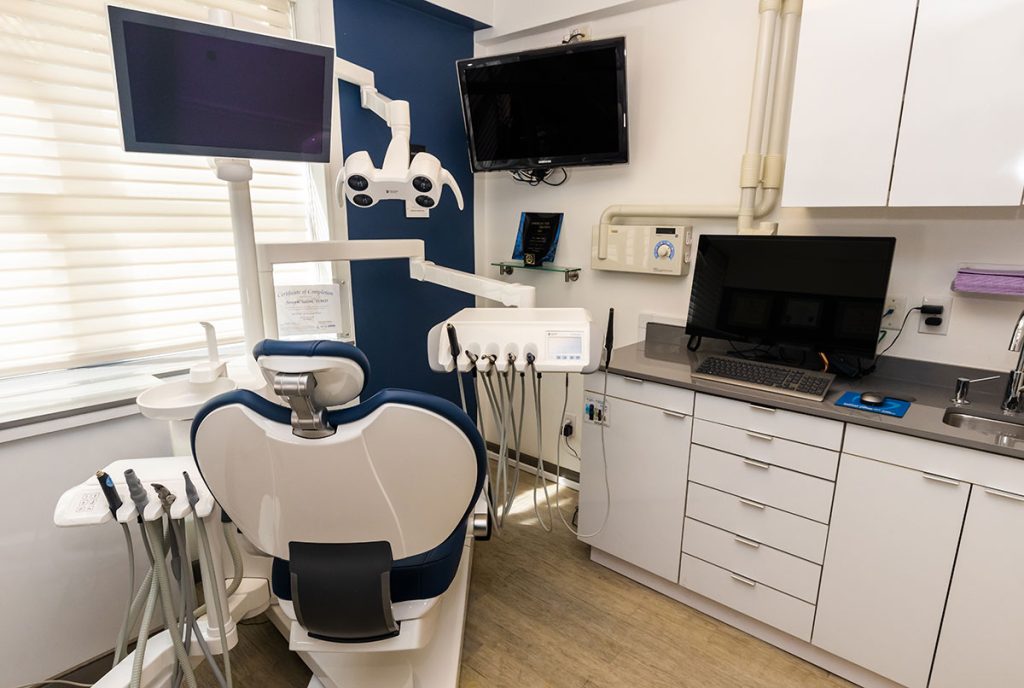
[{"left": 335, "top": 59, "right": 464, "bottom": 217}]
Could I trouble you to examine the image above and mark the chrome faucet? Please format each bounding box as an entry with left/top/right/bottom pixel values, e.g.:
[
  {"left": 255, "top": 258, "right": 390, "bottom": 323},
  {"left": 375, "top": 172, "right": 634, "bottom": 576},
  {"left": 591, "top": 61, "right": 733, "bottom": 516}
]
[{"left": 1002, "top": 310, "right": 1024, "bottom": 412}]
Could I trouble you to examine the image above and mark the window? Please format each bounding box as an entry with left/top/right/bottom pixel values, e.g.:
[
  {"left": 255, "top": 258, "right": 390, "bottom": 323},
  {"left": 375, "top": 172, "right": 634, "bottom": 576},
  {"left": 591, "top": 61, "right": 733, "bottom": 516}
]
[{"left": 0, "top": 0, "right": 322, "bottom": 377}]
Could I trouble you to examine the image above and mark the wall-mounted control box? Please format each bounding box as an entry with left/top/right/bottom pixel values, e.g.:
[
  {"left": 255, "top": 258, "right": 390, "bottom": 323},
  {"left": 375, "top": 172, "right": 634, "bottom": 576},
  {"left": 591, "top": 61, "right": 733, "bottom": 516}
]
[{"left": 592, "top": 224, "right": 693, "bottom": 276}]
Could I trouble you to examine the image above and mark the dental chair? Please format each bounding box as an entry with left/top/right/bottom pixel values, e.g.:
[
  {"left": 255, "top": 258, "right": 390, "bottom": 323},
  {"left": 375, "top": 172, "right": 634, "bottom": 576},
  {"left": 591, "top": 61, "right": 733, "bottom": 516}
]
[{"left": 191, "top": 339, "right": 486, "bottom": 688}]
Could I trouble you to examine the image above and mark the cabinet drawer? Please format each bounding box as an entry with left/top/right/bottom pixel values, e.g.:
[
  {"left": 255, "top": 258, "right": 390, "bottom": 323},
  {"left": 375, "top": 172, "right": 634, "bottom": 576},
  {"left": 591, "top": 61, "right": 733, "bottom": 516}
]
[
  {"left": 682, "top": 518, "right": 821, "bottom": 603},
  {"left": 591, "top": 374, "right": 694, "bottom": 415},
  {"left": 692, "top": 418, "right": 839, "bottom": 480},
  {"left": 685, "top": 482, "right": 828, "bottom": 564},
  {"left": 680, "top": 554, "right": 815, "bottom": 642},
  {"left": 689, "top": 445, "right": 835, "bottom": 523},
  {"left": 694, "top": 393, "right": 843, "bottom": 450}
]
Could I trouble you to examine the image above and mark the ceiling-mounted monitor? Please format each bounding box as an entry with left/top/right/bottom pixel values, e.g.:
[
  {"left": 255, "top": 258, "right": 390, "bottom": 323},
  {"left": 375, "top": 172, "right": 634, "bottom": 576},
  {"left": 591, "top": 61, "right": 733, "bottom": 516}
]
[
  {"left": 457, "top": 37, "right": 629, "bottom": 172},
  {"left": 108, "top": 6, "right": 334, "bottom": 162}
]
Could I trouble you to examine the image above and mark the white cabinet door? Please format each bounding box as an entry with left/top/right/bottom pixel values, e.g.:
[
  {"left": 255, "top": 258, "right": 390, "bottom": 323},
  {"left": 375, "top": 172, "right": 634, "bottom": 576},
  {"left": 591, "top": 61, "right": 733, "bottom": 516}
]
[
  {"left": 782, "top": 0, "right": 917, "bottom": 207},
  {"left": 812, "top": 455, "right": 969, "bottom": 688},
  {"left": 579, "top": 396, "right": 691, "bottom": 582},
  {"left": 931, "top": 486, "right": 1024, "bottom": 688},
  {"left": 890, "top": 0, "right": 1024, "bottom": 206}
]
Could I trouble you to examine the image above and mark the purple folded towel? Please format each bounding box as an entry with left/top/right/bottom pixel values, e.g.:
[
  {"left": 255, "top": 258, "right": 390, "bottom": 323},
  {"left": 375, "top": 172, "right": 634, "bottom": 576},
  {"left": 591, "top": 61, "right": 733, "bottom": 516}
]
[{"left": 952, "top": 268, "right": 1024, "bottom": 296}]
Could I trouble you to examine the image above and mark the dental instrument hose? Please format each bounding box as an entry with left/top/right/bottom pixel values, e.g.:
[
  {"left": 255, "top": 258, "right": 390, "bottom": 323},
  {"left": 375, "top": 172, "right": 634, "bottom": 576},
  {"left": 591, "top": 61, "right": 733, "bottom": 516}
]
[
  {"left": 186, "top": 472, "right": 233, "bottom": 688},
  {"left": 96, "top": 470, "right": 138, "bottom": 668},
  {"left": 171, "top": 513, "right": 229, "bottom": 688},
  {"left": 149, "top": 485, "right": 198, "bottom": 688},
  {"left": 529, "top": 357, "right": 553, "bottom": 532},
  {"left": 447, "top": 324, "right": 468, "bottom": 413}
]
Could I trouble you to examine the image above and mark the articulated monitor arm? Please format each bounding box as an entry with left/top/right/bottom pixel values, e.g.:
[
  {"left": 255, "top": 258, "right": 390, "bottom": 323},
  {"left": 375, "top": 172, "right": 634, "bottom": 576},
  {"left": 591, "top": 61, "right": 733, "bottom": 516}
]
[{"left": 334, "top": 57, "right": 463, "bottom": 217}]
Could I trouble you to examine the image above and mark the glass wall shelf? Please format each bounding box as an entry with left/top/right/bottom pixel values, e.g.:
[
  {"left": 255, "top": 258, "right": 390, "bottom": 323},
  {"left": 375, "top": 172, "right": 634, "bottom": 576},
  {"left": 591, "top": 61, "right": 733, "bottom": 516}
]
[{"left": 491, "top": 260, "right": 580, "bottom": 283}]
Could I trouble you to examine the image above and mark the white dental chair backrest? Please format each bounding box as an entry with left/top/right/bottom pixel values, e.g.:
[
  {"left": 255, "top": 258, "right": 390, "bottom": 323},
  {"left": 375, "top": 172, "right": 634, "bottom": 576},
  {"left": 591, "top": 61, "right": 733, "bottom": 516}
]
[{"left": 191, "top": 339, "right": 485, "bottom": 561}]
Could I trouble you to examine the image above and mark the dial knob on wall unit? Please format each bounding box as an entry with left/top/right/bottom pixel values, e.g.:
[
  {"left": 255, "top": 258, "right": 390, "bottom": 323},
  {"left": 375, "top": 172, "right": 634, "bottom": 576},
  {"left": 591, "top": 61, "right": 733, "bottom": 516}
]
[{"left": 654, "top": 240, "right": 675, "bottom": 259}]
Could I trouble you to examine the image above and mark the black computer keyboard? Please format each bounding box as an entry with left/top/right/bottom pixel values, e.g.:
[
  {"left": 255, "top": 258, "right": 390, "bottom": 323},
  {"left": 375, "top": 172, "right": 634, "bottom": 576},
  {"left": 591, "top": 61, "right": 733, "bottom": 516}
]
[{"left": 692, "top": 355, "right": 835, "bottom": 401}]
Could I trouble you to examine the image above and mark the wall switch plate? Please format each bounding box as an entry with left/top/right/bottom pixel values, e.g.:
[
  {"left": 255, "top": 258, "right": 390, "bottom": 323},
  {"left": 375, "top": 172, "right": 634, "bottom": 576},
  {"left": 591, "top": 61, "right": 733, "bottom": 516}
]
[
  {"left": 881, "top": 296, "right": 907, "bottom": 330},
  {"left": 918, "top": 296, "right": 952, "bottom": 336},
  {"left": 563, "top": 413, "right": 578, "bottom": 438},
  {"left": 583, "top": 394, "right": 608, "bottom": 426}
]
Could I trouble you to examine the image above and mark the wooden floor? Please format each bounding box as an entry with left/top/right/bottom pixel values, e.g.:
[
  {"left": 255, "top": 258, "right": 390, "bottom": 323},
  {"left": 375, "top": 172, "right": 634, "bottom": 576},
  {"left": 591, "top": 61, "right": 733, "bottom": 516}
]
[{"left": 199, "top": 478, "right": 855, "bottom": 687}]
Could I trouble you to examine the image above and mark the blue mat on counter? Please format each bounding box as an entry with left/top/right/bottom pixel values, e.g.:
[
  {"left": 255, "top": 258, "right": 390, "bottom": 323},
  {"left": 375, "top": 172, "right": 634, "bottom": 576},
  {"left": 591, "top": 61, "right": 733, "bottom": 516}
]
[{"left": 835, "top": 392, "right": 911, "bottom": 418}]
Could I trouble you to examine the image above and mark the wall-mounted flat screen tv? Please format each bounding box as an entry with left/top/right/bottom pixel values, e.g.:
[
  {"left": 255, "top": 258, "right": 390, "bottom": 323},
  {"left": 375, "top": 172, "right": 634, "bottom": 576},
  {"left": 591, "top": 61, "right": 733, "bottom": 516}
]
[{"left": 457, "top": 37, "right": 628, "bottom": 172}]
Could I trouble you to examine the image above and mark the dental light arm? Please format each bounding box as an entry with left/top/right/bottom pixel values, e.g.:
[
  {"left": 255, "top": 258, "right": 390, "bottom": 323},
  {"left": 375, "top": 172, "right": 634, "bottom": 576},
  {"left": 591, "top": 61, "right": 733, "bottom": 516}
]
[
  {"left": 255, "top": 239, "right": 536, "bottom": 339},
  {"left": 334, "top": 57, "right": 463, "bottom": 217}
]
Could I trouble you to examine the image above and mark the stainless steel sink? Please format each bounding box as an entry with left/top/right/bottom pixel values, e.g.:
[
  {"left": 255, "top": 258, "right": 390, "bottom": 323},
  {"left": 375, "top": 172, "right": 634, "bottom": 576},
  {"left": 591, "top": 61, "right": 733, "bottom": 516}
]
[{"left": 943, "top": 408, "right": 1024, "bottom": 446}]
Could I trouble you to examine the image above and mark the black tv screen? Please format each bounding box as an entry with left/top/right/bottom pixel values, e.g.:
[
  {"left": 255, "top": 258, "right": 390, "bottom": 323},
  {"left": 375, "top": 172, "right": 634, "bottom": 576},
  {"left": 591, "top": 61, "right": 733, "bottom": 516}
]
[
  {"left": 686, "top": 236, "right": 897, "bottom": 358},
  {"left": 109, "top": 6, "right": 334, "bottom": 162},
  {"left": 457, "top": 37, "right": 628, "bottom": 172}
]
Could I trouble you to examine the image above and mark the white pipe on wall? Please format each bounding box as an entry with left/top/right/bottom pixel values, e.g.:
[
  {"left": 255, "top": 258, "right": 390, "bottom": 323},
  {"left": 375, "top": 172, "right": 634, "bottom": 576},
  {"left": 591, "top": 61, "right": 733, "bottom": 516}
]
[
  {"left": 737, "top": 0, "right": 781, "bottom": 232},
  {"left": 598, "top": 0, "right": 802, "bottom": 234}
]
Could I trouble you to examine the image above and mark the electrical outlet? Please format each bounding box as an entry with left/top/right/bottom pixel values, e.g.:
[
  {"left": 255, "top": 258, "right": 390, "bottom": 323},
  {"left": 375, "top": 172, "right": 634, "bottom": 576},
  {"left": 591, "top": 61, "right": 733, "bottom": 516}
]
[
  {"left": 564, "top": 25, "right": 591, "bottom": 43},
  {"left": 583, "top": 395, "right": 608, "bottom": 426},
  {"left": 881, "top": 296, "right": 907, "bottom": 331},
  {"left": 562, "top": 413, "right": 578, "bottom": 438},
  {"left": 918, "top": 296, "right": 953, "bottom": 336}
]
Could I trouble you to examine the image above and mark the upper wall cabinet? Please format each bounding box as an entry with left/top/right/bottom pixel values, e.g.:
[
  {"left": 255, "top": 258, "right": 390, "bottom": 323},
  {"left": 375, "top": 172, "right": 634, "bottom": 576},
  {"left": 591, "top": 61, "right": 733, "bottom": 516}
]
[
  {"left": 783, "top": 0, "right": 1024, "bottom": 208},
  {"left": 783, "top": 0, "right": 918, "bottom": 207},
  {"left": 889, "top": 0, "right": 1024, "bottom": 206}
]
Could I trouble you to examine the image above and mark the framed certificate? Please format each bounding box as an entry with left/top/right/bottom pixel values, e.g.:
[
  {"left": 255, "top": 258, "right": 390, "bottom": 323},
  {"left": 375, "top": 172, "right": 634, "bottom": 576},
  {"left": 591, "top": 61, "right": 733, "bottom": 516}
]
[{"left": 512, "top": 212, "right": 564, "bottom": 266}]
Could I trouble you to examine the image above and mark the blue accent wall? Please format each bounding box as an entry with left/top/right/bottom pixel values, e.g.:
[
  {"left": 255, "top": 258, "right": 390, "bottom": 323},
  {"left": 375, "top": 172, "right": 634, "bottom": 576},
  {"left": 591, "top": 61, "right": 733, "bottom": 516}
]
[{"left": 334, "top": 0, "right": 476, "bottom": 407}]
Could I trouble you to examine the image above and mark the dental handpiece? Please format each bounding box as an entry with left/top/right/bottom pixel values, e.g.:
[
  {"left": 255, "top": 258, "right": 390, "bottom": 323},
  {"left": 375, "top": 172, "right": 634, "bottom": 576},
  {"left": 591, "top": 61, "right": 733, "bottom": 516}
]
[
  {"left": 96, "top": 471, "right": 123, "bottom": 517},
  {"left": 151, "top": 483, "right": 176, "bottom": 513},
  {"left": 182, "top": 472, "right": 201, "bottom": 510},
  {"left": 124, "top": 469, "right": 149, "bottom": 516},
  {"left": 446, "top": 324, "right": 461, "bottom": 369}
]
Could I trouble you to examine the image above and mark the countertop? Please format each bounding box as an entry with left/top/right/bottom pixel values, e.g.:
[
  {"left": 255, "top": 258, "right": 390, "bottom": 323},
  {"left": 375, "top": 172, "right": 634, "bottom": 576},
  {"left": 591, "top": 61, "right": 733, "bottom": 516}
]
[{"left": 604, "top": 341, "right": 1024, "bottom": 461}]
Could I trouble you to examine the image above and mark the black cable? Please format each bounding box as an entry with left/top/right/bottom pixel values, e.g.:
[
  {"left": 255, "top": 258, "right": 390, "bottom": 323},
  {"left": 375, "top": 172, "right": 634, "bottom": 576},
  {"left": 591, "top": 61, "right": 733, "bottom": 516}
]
[
  {"left": 509, "top": 167, "right": 568, "bottom": 186},
  {"left": 563, "top": 433, "right": 581, "bottom": 461},
  {"left": 868, "top": 307, "right": 922, "bottom": 372}
]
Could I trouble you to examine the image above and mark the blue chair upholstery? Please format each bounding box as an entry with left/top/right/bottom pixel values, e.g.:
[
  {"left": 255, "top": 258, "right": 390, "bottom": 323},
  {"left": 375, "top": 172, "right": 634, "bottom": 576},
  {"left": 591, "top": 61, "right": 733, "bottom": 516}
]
[{"left": 192, "top": 340, "right": 485, "bottom": 616}]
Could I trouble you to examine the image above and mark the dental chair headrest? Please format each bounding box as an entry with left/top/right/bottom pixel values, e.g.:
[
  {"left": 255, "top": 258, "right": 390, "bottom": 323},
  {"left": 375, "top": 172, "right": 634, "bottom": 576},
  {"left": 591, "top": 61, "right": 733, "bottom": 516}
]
[{"left": 253, "top": 339, "right": 370, "bottom": 407}]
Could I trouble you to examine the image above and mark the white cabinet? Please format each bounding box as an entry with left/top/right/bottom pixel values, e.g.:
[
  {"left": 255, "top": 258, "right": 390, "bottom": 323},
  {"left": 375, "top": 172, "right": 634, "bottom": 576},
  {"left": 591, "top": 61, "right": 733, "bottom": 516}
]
[
  {"left": 812, "top": 454, "right": 969, "bottom": 688},
  {"left": 889, "top": 0, "right": 1024, "bottom": 206},
  {"left": 931, "top": 486, "right": 1024, "bottom": 687},
  {"left": 579, "top": 377, "right": 692, "bottom": 582},
  {"left": 782, "top": 0, "right": 918, "bottom": 207}
]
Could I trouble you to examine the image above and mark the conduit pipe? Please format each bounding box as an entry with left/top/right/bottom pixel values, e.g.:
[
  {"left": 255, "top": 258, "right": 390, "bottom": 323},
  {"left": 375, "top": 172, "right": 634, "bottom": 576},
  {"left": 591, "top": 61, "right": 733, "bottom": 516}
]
[{"left": 597, "top": 0, "right": 802, "bottom": 236}]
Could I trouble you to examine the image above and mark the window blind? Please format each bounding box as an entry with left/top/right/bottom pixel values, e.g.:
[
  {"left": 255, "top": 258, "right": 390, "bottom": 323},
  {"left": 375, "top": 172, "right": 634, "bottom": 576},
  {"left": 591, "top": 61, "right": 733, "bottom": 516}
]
[{"left": 0, "top": 0, "right": 321, "bottom": 377}]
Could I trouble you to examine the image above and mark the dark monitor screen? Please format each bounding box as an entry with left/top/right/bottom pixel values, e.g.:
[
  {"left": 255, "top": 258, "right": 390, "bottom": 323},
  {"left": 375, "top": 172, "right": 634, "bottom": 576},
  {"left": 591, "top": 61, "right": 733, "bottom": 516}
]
[
  {"left": 686, "top": 236, "right": 896, "bottom": 358},
  {"left": 457, "top": 37, "right": 628, "bottom": 171},
  {"left": 109, "top": 6, "right": 334, "bottom": 162}
]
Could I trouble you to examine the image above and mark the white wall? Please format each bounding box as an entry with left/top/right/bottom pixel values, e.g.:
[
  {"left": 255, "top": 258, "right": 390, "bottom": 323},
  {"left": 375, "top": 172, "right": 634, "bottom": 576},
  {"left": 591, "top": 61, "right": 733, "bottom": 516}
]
[
  {"left": 1, "top": 413, "right": 172, "bottom": 687},
  {"left": 474, "top": 0, "right": 1024, "bottom": 470},
  {"left": 480, "top": 0, "right": 677, "bottom": 41}
]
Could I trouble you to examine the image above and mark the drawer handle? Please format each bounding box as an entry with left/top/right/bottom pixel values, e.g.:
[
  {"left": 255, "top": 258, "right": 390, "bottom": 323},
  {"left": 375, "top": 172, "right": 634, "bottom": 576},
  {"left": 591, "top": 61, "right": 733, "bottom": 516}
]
[
  {"left": 923, "top": 473, "right": 961, "bottom": 487},
  {"left": 622, "top": 376, "right": 645, "bottom": 384},
  {"left": 734, "top": 535, "right": 761, "bottom": 549},
  {"left": 739, "top": 497, "right": 767, "bottom": 510},
  {"left": 985, "top": 488, "right": 1024, "bottom": 503},
  {"left": 749, "top": 404, "right": 777, "bottom": 414},
  {"left": 742, "top": 458, "right": 772, "bottom": 470},
  {"left": 663, "top": 410, "right": 689, "bottom": 420},
  {"left": 746, "top": 431, "right": 774, "bottom": 442},
  {"left": 731, "top": 574, "right": 757, "bottom": 587}
]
